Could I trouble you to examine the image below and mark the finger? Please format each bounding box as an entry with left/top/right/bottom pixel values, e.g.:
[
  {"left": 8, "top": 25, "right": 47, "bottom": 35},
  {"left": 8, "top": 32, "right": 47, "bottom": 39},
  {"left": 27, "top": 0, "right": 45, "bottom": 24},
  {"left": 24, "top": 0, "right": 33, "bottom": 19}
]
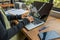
[{"left": 23, "top": 14, "right": 28, "bottom": 17}]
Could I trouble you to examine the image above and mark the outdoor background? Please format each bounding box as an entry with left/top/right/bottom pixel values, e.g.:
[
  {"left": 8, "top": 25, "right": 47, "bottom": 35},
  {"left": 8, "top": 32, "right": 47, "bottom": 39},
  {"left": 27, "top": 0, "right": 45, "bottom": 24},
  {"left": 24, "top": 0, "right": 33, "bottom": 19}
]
[
  {"left": 23, "top": 0, "right": 60, "bottom": 8},
  {"left": 0, "top": 0, "right": 60, "bottom": 11},
  {"left": 0, "top": 0, "right": 60, "bottom": 8}
]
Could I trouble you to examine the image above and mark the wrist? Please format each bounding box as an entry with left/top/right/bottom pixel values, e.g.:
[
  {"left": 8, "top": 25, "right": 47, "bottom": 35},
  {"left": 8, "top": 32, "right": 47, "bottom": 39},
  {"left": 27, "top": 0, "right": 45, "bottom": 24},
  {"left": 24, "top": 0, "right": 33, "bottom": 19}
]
[{"left": 22, "top": 18, "right": 30, "bottom": 25}]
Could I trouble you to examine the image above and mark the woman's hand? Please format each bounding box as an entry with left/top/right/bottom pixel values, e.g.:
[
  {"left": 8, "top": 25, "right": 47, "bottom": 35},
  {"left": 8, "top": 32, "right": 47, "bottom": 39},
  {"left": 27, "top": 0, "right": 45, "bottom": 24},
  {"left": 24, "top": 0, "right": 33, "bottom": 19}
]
[
  {"left": 21, "top": 10, "right": 30, "bottom": 19},
  {"left": 11, "top": 16, "right": 34, "bottom": 25},
  {"left": 11, "top": 20, "right": 19, "bottom": 25},
  {"left": 26, "top": 16, "right": 34, "bottom": 23}
]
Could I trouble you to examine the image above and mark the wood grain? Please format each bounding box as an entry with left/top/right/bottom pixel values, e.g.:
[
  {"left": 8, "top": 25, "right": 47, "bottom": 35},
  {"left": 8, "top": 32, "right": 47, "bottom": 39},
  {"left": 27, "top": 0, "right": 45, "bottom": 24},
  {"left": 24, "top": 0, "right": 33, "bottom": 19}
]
[{"left": 22, "top": 16, "right": 60, "bottom": 40}]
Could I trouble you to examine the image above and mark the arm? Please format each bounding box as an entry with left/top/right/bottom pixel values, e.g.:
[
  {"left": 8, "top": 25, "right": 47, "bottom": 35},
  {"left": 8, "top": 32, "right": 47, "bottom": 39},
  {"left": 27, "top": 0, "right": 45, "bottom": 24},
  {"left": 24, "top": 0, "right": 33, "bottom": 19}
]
[
  {"left": 7, "top": 15, "right": 22, "bottom": 21},
  {"left": 0, "top": 18, "right": 29, "bottom": 39},
  {"left": 0, "top": 21, "right": 7, "bottom": 39},
  {"left": 8, "top": 18, "right": 29, "bottom": 39},
  {"left": 6, "top": 11, "right": 29, "bottom": 21}
]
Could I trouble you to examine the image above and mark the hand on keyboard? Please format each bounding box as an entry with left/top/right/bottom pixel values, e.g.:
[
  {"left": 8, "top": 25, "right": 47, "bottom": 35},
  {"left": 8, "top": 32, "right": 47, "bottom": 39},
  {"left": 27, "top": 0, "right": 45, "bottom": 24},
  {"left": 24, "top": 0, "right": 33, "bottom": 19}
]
[{"left": 26, "top": 16, "right": 34, "bottom": 23}]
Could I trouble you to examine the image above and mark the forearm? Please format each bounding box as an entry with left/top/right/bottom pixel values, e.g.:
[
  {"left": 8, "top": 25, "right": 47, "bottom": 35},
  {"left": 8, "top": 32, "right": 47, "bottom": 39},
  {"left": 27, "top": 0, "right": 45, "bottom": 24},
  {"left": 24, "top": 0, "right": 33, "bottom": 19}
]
[
  {"left": 7, "top": 15, "right": 22, "bottom": 21},
  {"left": 0, "top": 18, "right": 29, "bottom": 39},
  {"left": 8, "top": 18, "right": 30, "bottom": 39},
  {"left": 0, "top": 21, "right": 7, "bottom": 39},
  {"left": 0, "top": 22, "right": 23, "bottom": 39}
]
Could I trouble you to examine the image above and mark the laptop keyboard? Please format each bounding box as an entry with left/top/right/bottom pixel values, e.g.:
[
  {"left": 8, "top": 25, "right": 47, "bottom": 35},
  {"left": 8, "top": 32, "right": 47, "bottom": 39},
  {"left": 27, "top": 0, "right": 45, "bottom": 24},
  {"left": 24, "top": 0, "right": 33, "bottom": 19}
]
[{"left": 25, "top": 18, "right": 44, "bottom": 30}]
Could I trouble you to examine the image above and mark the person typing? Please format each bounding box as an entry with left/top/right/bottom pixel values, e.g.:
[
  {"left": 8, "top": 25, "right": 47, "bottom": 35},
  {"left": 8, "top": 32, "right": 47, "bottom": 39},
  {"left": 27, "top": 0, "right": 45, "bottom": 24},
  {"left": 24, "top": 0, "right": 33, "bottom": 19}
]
[{"left": 0, "top": 6, "right": 34, "bottom": 40}]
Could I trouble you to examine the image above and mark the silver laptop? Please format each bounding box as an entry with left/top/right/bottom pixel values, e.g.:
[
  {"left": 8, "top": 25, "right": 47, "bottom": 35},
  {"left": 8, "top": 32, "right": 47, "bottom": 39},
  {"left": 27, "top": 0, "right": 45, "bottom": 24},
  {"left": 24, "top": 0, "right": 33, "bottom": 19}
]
[{"left": 25, "top": 2, "right": 53, "bottom": 30}]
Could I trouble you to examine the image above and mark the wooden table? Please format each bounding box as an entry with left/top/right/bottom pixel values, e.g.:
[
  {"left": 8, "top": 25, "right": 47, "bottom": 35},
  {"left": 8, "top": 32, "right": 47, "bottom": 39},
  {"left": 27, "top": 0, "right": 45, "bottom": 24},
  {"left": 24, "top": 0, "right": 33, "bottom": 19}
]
[
  {"left": 22, "top": 16, "right": 60, "bottom": 40},
  {"left": 0, "top": 4, "right": 14, "bottom": 8}
]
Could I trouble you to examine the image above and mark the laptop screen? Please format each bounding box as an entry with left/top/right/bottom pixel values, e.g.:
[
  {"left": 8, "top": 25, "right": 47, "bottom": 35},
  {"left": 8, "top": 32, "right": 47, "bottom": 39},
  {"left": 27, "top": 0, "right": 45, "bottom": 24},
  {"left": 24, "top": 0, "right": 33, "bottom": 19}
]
[{"left": 32, "top": 1, "right": 53, "bottom": 22}]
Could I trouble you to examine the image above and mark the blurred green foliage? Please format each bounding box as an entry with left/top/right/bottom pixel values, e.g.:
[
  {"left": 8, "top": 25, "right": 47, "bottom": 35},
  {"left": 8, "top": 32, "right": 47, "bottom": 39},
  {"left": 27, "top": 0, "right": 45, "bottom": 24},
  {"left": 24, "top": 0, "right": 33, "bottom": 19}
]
[
  {"left": 53, "top": 0, "right": 60, "bottom": 8},
  {"left": 24, "top": 0, "right": 60, "bottom": 8}
]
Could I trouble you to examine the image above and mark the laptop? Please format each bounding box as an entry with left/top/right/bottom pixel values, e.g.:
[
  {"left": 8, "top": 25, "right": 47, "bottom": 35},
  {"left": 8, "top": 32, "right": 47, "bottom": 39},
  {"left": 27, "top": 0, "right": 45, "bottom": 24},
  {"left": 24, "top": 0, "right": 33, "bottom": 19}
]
[{"left": 25, "top": 2, "right": 53, "bottom": 30}]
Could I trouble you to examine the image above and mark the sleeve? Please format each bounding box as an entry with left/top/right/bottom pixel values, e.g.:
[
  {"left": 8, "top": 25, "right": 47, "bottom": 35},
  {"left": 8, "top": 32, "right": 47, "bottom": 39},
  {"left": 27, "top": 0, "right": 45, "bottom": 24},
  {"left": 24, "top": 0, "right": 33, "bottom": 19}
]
[
  {"left": 0, "top": 21, "right": 7, "bottom": 39},
  {"left": 7, "top": 15, "right": 22, "bottom": 21},
  {"left": 0, "top": 18, "right": 30, "bottom": 39},
  {"left": 8, "top": 18, "right": 30, "bottom": 39}
]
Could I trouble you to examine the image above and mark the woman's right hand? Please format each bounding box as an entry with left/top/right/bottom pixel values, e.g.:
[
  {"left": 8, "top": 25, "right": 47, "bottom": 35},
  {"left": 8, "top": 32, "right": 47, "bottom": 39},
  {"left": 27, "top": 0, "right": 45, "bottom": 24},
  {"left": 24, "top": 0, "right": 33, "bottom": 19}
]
[
  {"left": 26, "top": 16, "right": 34, "bottom": 23},
  {"left": 21, "top": 10, "right": 30, "bottom": 19}
]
